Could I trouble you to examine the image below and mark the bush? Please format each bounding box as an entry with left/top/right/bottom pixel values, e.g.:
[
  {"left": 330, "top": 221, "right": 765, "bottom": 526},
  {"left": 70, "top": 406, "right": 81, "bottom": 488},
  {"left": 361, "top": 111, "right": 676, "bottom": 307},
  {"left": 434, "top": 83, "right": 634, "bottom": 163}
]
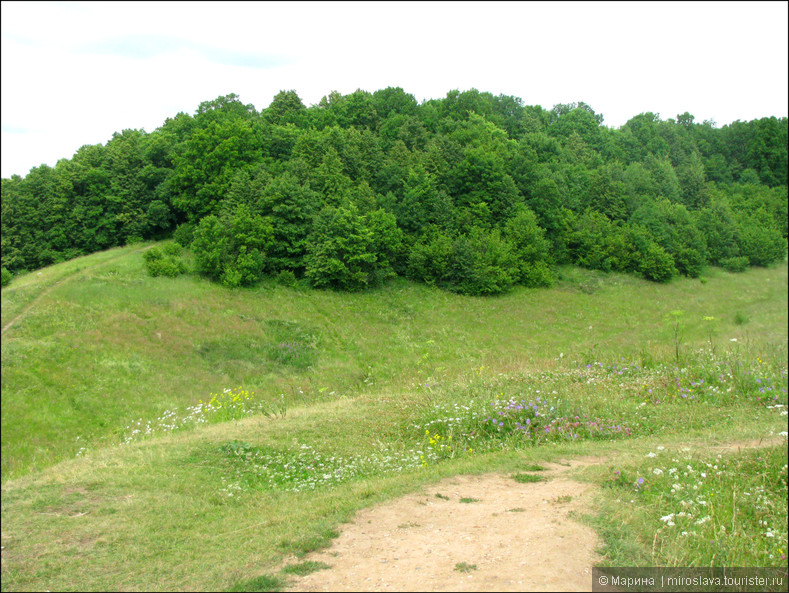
[
  {"left": 172, "top": 222, "right": 196, "bottom": 248},
  {"left": 1, "top": 267, "right": 12, "bottom": 288},
  {"left": 636, "top": 243, "right": 677, "bottom": 282},
  {"left": 520, "top": 261, "right": 554, "bottom": 288},
  {"left": 276, "top": 269, "right": 297, "bottom": 287},
  {"left": 504, "top": 206, "right": 555, "bottom": 287},
  {"left": 450, "top": 228, "right": 519, "bottom": 296},
  {"left": 721, "top": 256, "right": 749, "bottom": 273},
  {"left": 407, "top": 231, "right": 454, "bottom": 287},
  {"left": 737, "top": 210, "right": 786, "bottom": 267},
  {"left": 409, "top": 227, "right": 520, "bottom": 295},
  {"left": 162, "top": 242, "right": 182, "bottom": 257},
  {"left": 143, "top": 246, "right": 188, "bottom": 278},
  {"left": 674, "top": 247, "right": 705, "bottom": 278}
]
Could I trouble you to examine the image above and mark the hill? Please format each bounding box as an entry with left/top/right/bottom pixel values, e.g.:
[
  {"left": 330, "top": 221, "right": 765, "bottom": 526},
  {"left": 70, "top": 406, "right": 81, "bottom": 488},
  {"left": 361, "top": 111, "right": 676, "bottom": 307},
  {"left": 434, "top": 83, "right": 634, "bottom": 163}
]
[{"left": 1, "top": 246, "right": 787, "bottom": 591}]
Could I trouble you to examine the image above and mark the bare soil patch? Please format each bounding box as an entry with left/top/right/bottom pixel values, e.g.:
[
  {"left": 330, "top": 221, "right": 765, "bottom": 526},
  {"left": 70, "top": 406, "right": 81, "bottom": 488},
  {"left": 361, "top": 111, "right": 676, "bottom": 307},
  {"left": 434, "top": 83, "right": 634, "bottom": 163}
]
[
  {"left": 285, "top": 458, "right": 604, "bottom": 592},
  {"left": 284, "top": 438, "right": 786, "bottom": 592}
]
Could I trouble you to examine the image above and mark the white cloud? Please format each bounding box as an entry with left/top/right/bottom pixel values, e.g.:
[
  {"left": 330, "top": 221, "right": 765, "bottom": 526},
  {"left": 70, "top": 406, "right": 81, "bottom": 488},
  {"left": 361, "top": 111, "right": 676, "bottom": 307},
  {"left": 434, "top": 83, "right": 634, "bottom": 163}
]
[{"left": 2, "top": 0, "right": 787, "bottom": 178}]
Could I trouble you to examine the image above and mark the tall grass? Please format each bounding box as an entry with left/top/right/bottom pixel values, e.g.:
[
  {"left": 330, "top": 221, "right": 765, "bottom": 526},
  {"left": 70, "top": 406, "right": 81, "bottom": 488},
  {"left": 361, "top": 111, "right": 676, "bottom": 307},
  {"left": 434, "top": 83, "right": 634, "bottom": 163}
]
[
  {"left": 0, "top": 250, "right": 786, "bottom": 591},
  {"left": 3, "top": 255, "right": 785, "bottom": 479}
]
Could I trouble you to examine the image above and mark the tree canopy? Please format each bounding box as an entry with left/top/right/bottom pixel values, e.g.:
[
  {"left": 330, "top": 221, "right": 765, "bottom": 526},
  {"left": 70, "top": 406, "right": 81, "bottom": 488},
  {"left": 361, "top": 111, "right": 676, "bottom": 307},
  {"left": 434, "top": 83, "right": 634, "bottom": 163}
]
[{"left": 2, "top": 87, "right": 786, "bottom": 294}]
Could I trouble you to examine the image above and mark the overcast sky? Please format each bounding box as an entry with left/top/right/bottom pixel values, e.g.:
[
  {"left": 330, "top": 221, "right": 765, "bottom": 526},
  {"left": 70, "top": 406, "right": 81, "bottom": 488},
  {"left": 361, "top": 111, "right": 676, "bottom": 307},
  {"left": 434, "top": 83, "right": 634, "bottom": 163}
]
[{"left": 2, "top": 0, "right": 787, "bottom": 179}]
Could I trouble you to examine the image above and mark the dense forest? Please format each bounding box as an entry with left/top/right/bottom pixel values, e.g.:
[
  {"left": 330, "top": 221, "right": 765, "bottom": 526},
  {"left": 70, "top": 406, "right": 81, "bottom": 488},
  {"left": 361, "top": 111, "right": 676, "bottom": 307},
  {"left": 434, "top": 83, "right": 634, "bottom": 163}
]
[{"left": 2, "top": 88, "right": 787, "bottom": 294}]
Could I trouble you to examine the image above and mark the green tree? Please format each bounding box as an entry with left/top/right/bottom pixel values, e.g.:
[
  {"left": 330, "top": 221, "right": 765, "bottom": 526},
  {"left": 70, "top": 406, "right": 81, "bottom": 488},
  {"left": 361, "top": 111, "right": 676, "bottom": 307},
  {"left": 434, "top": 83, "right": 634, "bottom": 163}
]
[
  {"left": 736, "top": 208, "right": 786, "bottom": 267},
  {"left": 191, "top": 204, "right": 273, "bottom": 287},
  {"left": 630, "top": 198, "right": 707, "bottom": 277},
  {"left": 264, "top": 90, "right": 308, "bottom": 127},
  {"left": 258, "top": 172, "right": 321, "bottom": 272},
  {"left": 692, "top": 198, "right": 741, "bottom": 265},
  {"left": 170, "top": 94, "right": 265, "bottom": 221},
  {"left": 449, "top": 227, "right": 519, "bottom": 296},
  {"left": 503, "top": 206, "right": 554, "bottom": 287},
  {"left": 677, "top": 151, "right": 708, "bottom": 208},
  {"left": 305, "top": 203, "right": 397, "bottom": 291}
]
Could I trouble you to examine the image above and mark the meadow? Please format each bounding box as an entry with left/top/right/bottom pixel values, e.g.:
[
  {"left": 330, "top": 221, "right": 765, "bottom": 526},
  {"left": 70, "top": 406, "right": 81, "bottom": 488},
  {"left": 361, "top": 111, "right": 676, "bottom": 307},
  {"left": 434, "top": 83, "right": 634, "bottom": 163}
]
[{"left": 1, "top": 244, "right": 787, "bottom": 591}]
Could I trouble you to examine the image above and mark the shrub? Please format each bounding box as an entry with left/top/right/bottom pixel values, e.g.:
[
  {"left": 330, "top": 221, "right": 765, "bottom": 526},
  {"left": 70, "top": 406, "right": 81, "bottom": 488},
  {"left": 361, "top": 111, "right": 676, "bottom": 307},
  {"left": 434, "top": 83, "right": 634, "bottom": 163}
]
[
  {"left": 407, "top": 230, "right": 454, "bottom": 287},
  {"left": 674, "top": 247, "right": 705, "bottom": 278},
  {"left": 143, "top": 246, "right": 188, "bottom": 278},
  {"left": 693, "top": 199, "right": 740, "bottom": 265},
  {"left": 636, "top": 243, "right": 677, "bottom": 283},
  {"left": 737, "top": 210, "right": 786, "bottom": 267},
  {"left": 520, "top": 260, "right": 554, "bottom": 288},
  {"left": 450, "top": 228, "right": 518, "bottom": 296},
  {"left": 409, "top": 227, "right": 520, "bottom": 295},
  {"left": 721, "top": 256, "right": 749, "bottom": 273},
  {"left": 276, "top": 269, "right": 297, "bottom": 287},
  {"left": 304, "top": 204, "right": 375, "bottom": 291},
  {"left": 172, "top": 222, "right": 196, "bottom": 248},
  {"left": 504, "top": 205, "right": 555, "bottom": 287},
  {"left": 162, "top": 242, "right": 182, "bottom": 257},
  {"left": 1, "top": 267, "right": 12, "bottom": 288}
]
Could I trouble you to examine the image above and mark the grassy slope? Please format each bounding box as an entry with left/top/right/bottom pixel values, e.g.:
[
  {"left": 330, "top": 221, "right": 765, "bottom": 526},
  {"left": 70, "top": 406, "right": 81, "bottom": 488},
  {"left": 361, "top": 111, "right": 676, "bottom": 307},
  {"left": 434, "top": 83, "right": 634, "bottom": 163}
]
[{"left": 1, "top": 247, "right": 787, "bottom": 591}]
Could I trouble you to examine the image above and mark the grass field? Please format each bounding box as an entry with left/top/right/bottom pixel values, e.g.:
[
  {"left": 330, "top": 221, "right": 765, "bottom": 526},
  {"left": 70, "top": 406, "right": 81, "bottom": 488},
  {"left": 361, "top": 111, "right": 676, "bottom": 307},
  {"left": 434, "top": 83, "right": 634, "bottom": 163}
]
[{"left": 1, "top": 245, "right": 787, "bottom": 591}]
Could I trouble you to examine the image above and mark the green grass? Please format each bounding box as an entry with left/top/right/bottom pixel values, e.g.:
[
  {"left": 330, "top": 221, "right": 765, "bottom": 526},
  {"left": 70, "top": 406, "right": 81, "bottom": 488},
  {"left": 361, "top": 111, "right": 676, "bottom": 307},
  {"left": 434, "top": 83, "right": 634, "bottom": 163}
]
[
  {"left": 279, "top": 561, "right": 330, "bottom": 576},
  {"left": 520, "top": 463, "right": 547, "bottom": 471},
  {"left": 226, "top": 574, "right": 285, "bottom": 592},
  {"left": 512, "top": 473, "right": 545, "bottom": 483},
  {"left": 585, "top": 442, "right": 788, "bottom": 569},
  {"left": 1, "top": 249, "right": 786, "bottom": 591},
  {"left": 454, "top": 562, "right": 478, "bottom": 573}
]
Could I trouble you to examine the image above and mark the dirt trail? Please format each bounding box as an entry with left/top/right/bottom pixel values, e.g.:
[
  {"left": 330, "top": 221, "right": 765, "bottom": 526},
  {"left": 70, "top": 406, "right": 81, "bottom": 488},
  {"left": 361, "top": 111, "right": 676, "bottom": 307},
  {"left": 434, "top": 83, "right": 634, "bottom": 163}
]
[
  {"left": 285, "top": 438, "right": 787, "bottom": 592},
  {"left": 286, "top": 458, "right": 604, "bottom": 592}
]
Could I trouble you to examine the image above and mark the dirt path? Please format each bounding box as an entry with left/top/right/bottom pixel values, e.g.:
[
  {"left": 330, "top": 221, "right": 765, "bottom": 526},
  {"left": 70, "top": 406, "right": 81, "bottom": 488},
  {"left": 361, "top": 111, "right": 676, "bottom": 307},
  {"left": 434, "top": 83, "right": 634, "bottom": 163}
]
[
  {"left": 284, "top": 438, "right": 787, "bottom": 592},
  {"left": 286, "top": 458, "right": 604, "bottom": 592}
]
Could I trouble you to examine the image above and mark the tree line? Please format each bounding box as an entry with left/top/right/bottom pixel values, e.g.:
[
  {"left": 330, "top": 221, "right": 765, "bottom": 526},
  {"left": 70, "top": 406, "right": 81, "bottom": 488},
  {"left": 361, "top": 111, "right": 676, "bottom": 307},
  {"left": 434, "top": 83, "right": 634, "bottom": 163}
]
[{"left": 2, "top": 88, "right": 786, "bottom": 294}]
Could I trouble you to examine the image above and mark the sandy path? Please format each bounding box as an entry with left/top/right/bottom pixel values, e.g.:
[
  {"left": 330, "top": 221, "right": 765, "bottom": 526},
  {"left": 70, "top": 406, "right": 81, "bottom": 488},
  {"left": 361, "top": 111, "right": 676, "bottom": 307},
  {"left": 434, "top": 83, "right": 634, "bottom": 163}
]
[
  {"left": 284, "top": 438, "right": 787, "bottom": 592},
  {"left": 286, "top": 458, "right": 604, "bottom": 592}
]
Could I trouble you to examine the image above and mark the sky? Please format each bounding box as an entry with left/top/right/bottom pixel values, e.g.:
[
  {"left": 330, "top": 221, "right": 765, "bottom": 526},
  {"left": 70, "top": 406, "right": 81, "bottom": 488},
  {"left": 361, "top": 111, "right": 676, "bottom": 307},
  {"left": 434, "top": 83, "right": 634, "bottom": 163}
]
[{"left": 1, "top": 0, "right": 787, "bottom": 179}]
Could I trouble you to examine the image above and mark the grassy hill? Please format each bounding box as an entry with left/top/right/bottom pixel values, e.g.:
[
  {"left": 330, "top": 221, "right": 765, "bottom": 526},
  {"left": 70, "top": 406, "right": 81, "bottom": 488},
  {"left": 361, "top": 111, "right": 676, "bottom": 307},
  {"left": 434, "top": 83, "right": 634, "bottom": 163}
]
[{"left": 1, "top": 245, "right": 787, "bottom": 591}]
